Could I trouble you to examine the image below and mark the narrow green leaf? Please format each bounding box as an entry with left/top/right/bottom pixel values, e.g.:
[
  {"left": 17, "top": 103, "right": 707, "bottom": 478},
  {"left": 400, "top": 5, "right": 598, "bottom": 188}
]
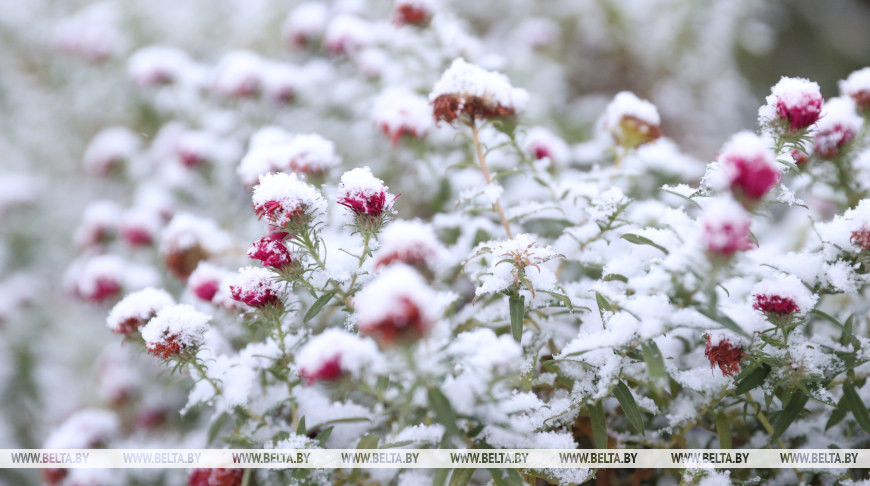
[
  {"left": 207, "top": 412, "right": 230, "bottom": 445},
  {"left": 843, "top": 383, "right": 870, "bottom": 434},
  {"left": 715, "top": 411, "right": 732, "bottom": 449},
  {"left": 429, "top": 387, "right": 462, "bottom": 439},
  {"left": 356, "top": 433, "right": 379, "bottom": 449},
  {"left": 603, "top": 273, "right": 628, "bottom": 283},
  {"left": 295, "top": 416, "right": 306, "bottom": 436},
  {"left": 734, "top": 364, "right": 771, "bottom": 395},
  {"left": 826, "top": 396, "right": 848, "bottom": 431},
  {"left": 509, "top": 295, "right": 525, "bottom": 342},
  {"left": 431, "top": 469, "right": 450, "bottom": 486},
  {"left": 449, "top": 468, "right": 475, "bottom": 486},
  {"left": 376, "top": 375, "right": 389, "bottom": 393},
  {"left": 620, "top": 233, "right": 669, "bottom": 254},
  {"left": 488, "top": 468, "right": 524, "bottom": 486},
  {"left": 613, "top": 381, "right": 645, "bottom": 436},
  {"left": 304, "top": 292, "right": 335, "bottom": 323},
  {"left": 771, "top": 390, "right": 809, "bottom": 442},
  {"left": 641, "top": 340, "right": 666, "bottom": 386},
  {"left": 313, "top": 426, "right": 333, "bottom": 444},
  {"left": 590, "top": 401, "right": 608, "bottom": 449}
]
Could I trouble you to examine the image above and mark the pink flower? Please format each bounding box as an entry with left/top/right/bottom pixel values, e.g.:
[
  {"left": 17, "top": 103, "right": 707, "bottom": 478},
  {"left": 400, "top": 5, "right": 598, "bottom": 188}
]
[
  {"left": 705, "top": 332, "right": 746, "bottom": 377},
  {"left": 753, "top": 294, "right": 799, "bottom": 316},
  {"left": 189, "top": 468, "right": 244, "bottom": 486},
  {"left": 355, "top": 265, "right": 439, "bottom": 346},
  {"left": 699, "top": 198, "right": 754, "bottom": 258},
  {"left": 188, "top": 263, "right": 228, "bottom": 302},
  {"left": 813, "top": 97, "right": 862, "bottom": 159},
  {"left": 717, "top": 132, "right": 779, "bottom": 203},
  {"left": 252, "top": 173, "right": 327, "bottom": 231},
  {"left": 247, "top": 233, "right": 294, "bottom": 270},
  {"left": 337, "top": 168, "right": 399, "bottom": 227},
  {"left": 393, "top": 0, "right": 432, "bottom": 26},
  {"left": 229, "top": 267, "right": 283, "bottom": 308},
  {"left": 772, "top": 77, "right": 823, "bottom": 131},
  {"left": 839, "top": 67, "right": 870, "bottom": 113},
  {"left": 301, "top": 355, "right": 343, "bottom": 384}
]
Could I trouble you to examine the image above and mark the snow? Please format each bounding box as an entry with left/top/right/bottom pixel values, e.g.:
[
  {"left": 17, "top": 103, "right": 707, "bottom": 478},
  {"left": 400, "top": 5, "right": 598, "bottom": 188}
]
[
  {"left": 227, "top": 266, "right": 283, "bottom": 302},
  {"left": 252, "top": 172, "right": 328, "bottom": 218},
  {"left": 339, "top": 167, "right": 388, "bottom": 197},
  {"left": 106, "top": 287, "right": 175, "bottom": 332},
  {"left": 295, "top": 329, "right": 383, "bottom": 379},
  {"left": 602, "top": 91, "right": 660, "bottom": 129},
  {"left": 354, "top": 264, "right": 441, "bottom": 330},
  {"left": 386, "top": 423, "right": 445, "bottom": 446},
  {"left": 751, "top": 274, "right": 818, "bottom": 316},
  {"left": 282, "top": 2, "right": 329, "bottom": 45},
  {"left": 83, "top": 127, "right": 141, "bottom": 173},
  {"left": 44, "top": 409, "right": 119, "bottom": 449},
  {"left": 839, "top": 67, "right": 870, "bottom": 98},
  {"left": 429, "top": 58, "right": 528, "bottom": 112},
  {"left": 472, "top": 233, "right": 560, "bottom": 297},
  {"left": 140, "top": 304, "right": 212, "bottom": 351},
  {"left": 824, "top": 260, "right": 859, "bottom": 293},
  {"left": 374, "top": 219, "right": 448, "bottom": 271},
  {"left": 127, "top": 45, "right": 191, "bottom": 86},
  {"left": 159, "top": 213, "right": 232, "bottom": 254},
  {"left": 292, "top": 387, "right": 372, "bottom": 447},
  {"left": 324, "top": 14, "right": 374, "bottom": 54},
  {"left": 372, "top": 87, "right": 433, "bottom": 141}
]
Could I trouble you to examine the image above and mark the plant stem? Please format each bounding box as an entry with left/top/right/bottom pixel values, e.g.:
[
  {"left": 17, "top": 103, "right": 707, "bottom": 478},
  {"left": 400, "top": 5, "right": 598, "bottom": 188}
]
[{"left": 470, "top": 119, "right": 514, "bottom": 239}]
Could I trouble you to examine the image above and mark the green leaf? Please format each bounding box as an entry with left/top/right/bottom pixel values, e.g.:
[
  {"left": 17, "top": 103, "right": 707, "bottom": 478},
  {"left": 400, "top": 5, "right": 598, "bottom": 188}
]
[
  {"left": 826, "top": 396, "right": 848, "bottom": 431},
  {"left": 295, "top": 416, "right": 306, "bottom": 436},
  {"left": 734, "top": 364, "right": 771, "bottom": 395},
  {"left": 376, "top": 375, "right": 389, "bottom": 393},
  {"left": 843, "top": 383, "right": 870, "bottom": 434},
  {"left": 771, "top": 390, "right": 809, "bottom": 442},
  {"left": 603, "top": 273, "right": 628, "bottom": 283},
  {"left": 313, "top": 426, "right": 334, "bottom": 444},
  {"left": 509, "top": 294, "right": 525, "bottom": 342},
  {"left": 432, "top": 469, "right": 450, "bottom": 486},
  {"left": 207, "top": 412, "right": 230, "bottom": 445},
  {"left": 620, "top": 233, "right": 668, "bottom": 254},
  {"left": 449, "top": 468, "right": 475, "bottom": 486},
  {"left": 488, "top": 468, "right": 524, "bottom": 486},
  {"left": 715, "top": 411, "right": 732, "bottom": 449},
  {"left": 595, "top": 291, "right": 612, "bottom": 325},
  {"left": 304, "top": 292, "right": 335, "bottom": 323},
  {"left": 641, "top": 340, "right": 666, "bottom": 386},
  {"left": 590, "top": 401, "right": 608, "bottom": 449},
  {"left": 613, "top": 381, "right": 645, "bottom": 436},
  {"left": 429, "top": 387, "right": 462, "bottom": 440},
  {"left": 356, "top": 433, "right": 379, "bottom": 449}
]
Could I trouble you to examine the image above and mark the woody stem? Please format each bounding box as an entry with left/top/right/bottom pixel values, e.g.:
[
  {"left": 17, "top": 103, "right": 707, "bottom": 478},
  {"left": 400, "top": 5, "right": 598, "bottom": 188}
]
[{"left": 470, "top": 118, "right": 514, "bottom": 239}]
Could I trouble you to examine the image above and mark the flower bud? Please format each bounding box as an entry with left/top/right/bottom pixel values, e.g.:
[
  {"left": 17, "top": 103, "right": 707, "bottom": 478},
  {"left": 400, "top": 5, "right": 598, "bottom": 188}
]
[
  {"left": 106, "top": 287, "right": 174, "bottom": 336},
  {"left": 338, "top": 167, "right": 398, "bottom": 232},
  {"left": 813, "top": 97, "right": 863, "bottom": 159},
  {"left": 141, "top": 304, "right": 211, "bottom": 359},
  {"left": 839, "top": 67, "right": 870, "bottom": 114},
  {"left": 228, "top": 266, "right": 283, "bottom": 309},
  {"left": 430, "top": 58, "right": 528, "bottom": 125},
  {"left": 252, "top": 172, "right": 327, "bottom": 232},
  {"left": 699, "top": 198, "right": 754, "bottom": 258},
  {"left": 704, "top": 331, "right": 747, "bottom": 377},
  {"left": 601, "top": 91, "right": 662, "bottom": 149},
  {"left": 355, "top": 265, "right": 439, "bottom": 346},
  {"left": 297, "top": 329, "right": 381, "bottom": 384},
  {"left": 716, "top": 131, "right": 779, "bottom": 204},
  {"left": 372, "top": 88, "right": 433, "bottom": 145},
  {"left": 759, "top": 77, "right": 823, "bottom": 133}
]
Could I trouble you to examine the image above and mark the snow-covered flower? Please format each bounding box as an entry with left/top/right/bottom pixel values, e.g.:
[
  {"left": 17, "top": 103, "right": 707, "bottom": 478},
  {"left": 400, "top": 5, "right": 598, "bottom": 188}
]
[
  {"left": 337, "top": 167, "right": 398, "bottom": 231},
  {"left": 716, "top": 131, "right": 779, "bottom": 203},
  {"left": 472, "top": 233, "right": 560, "bottom": 297},
  {"left": 601, "top": 91, "right": 662, "bottom": 149},
  {"left": 372, "top": 87, "right": 433, "bottom": 145},
  {"left": 704, "top": 331, "right": 747, "bottom": 377},
  {"left": 699, "top": 198, "right": 754, "bottom": 258},
  {"left": 839, "top": 67, "right": 870, "bottom": 113},
  {"left": 239, "top": 130, "right": 341, "bottom": 181},
  {"left": 188, "top": 468, "right": 244, "bottom": 486},
  {"left": 74, "top": 200, "right": 121, "bottom": 248},
  {"left": 373, "top": 220, "right": 446, "bottom": 274},
  {"left": 247, "top": 232, "right": 295, "bottom": 271},
  {"left": 759, "top": 76, "right": 823, "bottom": 133},
  {"left": 141, "top": 304, "right": 211, "bottom": 359},
  {"left": 213, "top": 50, "right": 263, "bottom": 98},
  {"left": 83, "top": 127, "right": 141, "bottom": 176},
  {"left": 229, "top": 266, "right": 283, "bottom": 309},
  {"left": 127, "top": 45, "right": 192, "bottom": 87},
  {"left": 355, "top": 265, "right": 440, "bottom": 346},
  {"left": 44, "top": 409, "right": 119, "bottom": 449},
  {"left": 281, "top": 2, "right": 329, "bottom": 48},
  {"left": 522, "top": 126, "right": 570, "bottom": 165},
  {"left": 71, "top": 254, "right": 124, "bottom": 304},
  {"left": 324, "top": 14, "right": 374, "bottom": 56},
  {"left": 430, "top": 58, "right": 528, "bottom": 124},
  {"left": 160, "top": 214, "right": 232, "bottom": 280},
  {"left": 187, "top": 262, "right": 230, "bottom": 302},
  {"left": 252, "top": 172, "right": 327, "bottom": 231},
  {"left": 261, "top": 61, "right": 300, "bottom": 104},
  {"left": 849, "top": 200, "right": 870, "bottom": 251},
  {"left": 297, "top": 329, "right": 382, "bottom": 384},
  {"left": 813, "top": 97, "right": 863, "bottom": 159},
  {"left": 119, "top": 207, "right": 163, "bottom": 247},
  {"left": 751, "top": 274, "right": 817, "bottom": 320},
  {"left": 106, "top": 287, "right": 174, "bottom": 335},
  {"left": 393, "top": 0, "right": 435, "bottom": 26}
]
